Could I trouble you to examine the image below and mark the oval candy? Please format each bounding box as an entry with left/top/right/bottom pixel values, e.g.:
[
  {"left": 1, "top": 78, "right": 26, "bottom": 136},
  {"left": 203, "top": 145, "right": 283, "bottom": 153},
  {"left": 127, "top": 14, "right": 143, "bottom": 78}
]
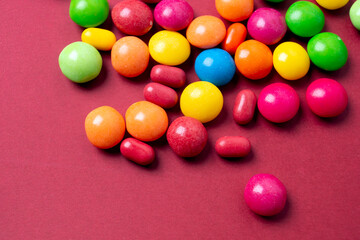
[
  {"left": 150, "top": 65, "right": 186, "bottom": 88},
  {"left": 143, "top": 83, "right": 178, "bottom": 109},
  {"left": 215, "top": 136, "right": 251, "bottom": 158},
  {"left": 233, "top": 89, "right": 257, "bottom": 125},
  {"left": 81, "top": 28, "right": 116, "bottom": 51},
  {"left": 120, "top": 138, "right": 155, "bottom": 165}
]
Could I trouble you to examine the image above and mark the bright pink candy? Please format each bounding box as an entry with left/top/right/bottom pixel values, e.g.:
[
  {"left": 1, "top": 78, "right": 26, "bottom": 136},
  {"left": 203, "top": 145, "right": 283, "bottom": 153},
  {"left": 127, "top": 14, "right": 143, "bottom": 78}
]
[
  {"left": 244, "top": 174, "right": 287, "bottom": 216},
  {"left": 154, "top": 0, "right": 194, "bottom": 31},
  {"left": 306, "top": 78, "right": 348, "bottom": 118},
  {"left": 151, "top": 65, "right": 186, "bottom": 88},
  {"left": 166, "top": 116, "right": 208, "bottom": 157},
  {"left": 120, "top": 138, "right": 155, "bottom": 166},
  {"left": 215, "top": 136, "right": 251, "bottom": 158},
  {"left": 247, "top": 8, "right": 287, "bottom": 45},
  {"left": 143, "top": 82, "right": 178, "bottom": 109},
  {"left": 233, "top": 89, "right": 257, "bottom": 125},
  {"left": 258, "top": 83, "right": 300, "bottom": 123}
]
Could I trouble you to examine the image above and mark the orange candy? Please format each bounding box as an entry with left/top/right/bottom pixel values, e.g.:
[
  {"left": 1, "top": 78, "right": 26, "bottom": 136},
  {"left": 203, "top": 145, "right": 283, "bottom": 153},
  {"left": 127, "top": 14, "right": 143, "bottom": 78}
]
[
  {"left": 186, "top": 16, "right": 226, "bottom": 49},
  {"left": 125, "top": 101, "right": 168, "bottom": 142},
  {"left": 85, "top": 106, "right": 126, "bottom": 149},
  {"left": 234, "top": 40, "right": 273, "bottom": 80},
  {"left": 111, "top": 36, "right": 149, "bottom": 78},
  {"left": 215, "top": 0, "right": 254, "bottom": 22},
  {"left": 222, "top": 23, "right": 247, "bottom": 55}
]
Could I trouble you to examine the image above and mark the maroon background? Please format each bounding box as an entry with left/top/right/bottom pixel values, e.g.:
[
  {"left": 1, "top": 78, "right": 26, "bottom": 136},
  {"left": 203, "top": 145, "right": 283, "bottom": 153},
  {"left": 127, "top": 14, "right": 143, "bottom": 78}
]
[{"left": 1, "top": 0, "right": 360, "bottom": 239}]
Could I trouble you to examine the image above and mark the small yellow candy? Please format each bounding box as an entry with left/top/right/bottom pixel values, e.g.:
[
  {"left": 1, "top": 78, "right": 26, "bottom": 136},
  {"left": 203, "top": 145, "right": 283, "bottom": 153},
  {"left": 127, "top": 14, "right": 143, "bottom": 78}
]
[
  {"left": 316, "top": 0, "right": 349, "bottom": 10},
  {"left": 81, "top": 28, "right": 116, "bottom": 51}
]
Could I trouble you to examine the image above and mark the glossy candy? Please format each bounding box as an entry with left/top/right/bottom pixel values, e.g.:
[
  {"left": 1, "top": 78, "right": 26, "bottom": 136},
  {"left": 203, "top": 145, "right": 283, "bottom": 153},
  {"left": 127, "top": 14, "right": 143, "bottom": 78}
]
[
  {"left": 69, "top": 0, "right": 109, "bottom": 28},
  {"left": 222, "top": 23, "right": 247, "bottom": 55},
  {"left": 350, "top": 1, "right": 360, "bottom": 30},
  {"left": 167, "top": 116, "right": 207, "bottom": 157},
  {"left": 233, "top": 89, "right": 257, "bottom": 125},
  {"left": 195, "top": 48, "right": 236, "bottom": 86},
  {"left": 215, "top": 136, "right": 251, "bottom": 158},
  {"left": 81, "top": 28, "right": 116, "bottom": 51},
  {"left": 120, "top": 138, "right": 155, "bottom": 165},
  {"left": 150, "top": 65, "right": 186, "bottom": 88},
  {"left": 306, "top": 78, "right": 348, "bottom": 118},
  {"left": 316, "top": 0, "right": 349, "bottom": 10},
  {"left": 143, "top": 83, "right": 178, "bottom": 109},
  {"left": 215, "top": 0, "right": 254, "bottom": 22}
]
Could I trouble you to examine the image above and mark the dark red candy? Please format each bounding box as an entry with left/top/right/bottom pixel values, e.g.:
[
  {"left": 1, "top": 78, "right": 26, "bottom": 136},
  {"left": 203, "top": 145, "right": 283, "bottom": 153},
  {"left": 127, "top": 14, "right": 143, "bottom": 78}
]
[
  {"left": 150, "top": 65, "right": 186, "bottom": 88},
  {"left": 143, "top": 83, "right": 178, "bottom": 109},
  {"left": 120, "top": 138, "right": 155, "bottom": 165},
  {"left": 215, "top": 136, "right": 251, "bottom": 158},
  {"left": 233, "top": 89, "right": 257, "bottom": 125}
]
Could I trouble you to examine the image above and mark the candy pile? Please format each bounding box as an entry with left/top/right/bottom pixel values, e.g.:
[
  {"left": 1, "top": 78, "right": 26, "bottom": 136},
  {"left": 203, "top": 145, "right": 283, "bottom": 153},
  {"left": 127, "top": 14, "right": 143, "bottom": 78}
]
[{"left": 59, "top": 0, "right": 356, "bottom": 217}]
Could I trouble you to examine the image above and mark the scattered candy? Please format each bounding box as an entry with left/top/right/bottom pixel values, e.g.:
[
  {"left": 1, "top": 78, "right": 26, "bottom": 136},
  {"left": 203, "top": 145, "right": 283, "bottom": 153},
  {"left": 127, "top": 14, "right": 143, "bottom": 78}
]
[
  {"left": 215, "top": 136, "right": 251, "bottom": 158},
  {"left": 120, "top": 138, "right": 155, "bottom": 165},
  {"left": 81, "top": 28, "right": 116, "bottom": 51},
  {"left": 150, "top": 65, "right": 186, "bottom": 88},
  {"left": 69, "top": 0, "right": 109, "bottom": 28},
  {"left": 215, "top": 0, "right": 254, "bottom": 22},
  {"left": 350, "top": 1, "right": 360, "bottom": 30},
  {"left": 315, "top": 0, "right": 349, "bottom": 10},
  {"left": 233, "top": 89, "right": 257, "bottom": 125},
  {"left": 221, "top": 23, "right": 247, "bottom": 55},
  {"left": 143, "top": 82, "right": 178, "bottom": 109}
]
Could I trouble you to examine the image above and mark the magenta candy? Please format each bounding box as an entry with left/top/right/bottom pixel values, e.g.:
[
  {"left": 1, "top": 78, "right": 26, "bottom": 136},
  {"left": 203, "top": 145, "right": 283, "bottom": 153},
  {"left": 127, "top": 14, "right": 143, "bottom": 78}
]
[
  {"left": 215, "top": 136, "right": 251, "bottom": 158},
  {"left": 247, "top": 8, "right": 287, "bottom": 45},
  {"left": 150, "top": 65, "right": 186, "bottom": 88},
  {"left": 258, "top": 83, "right": 300, "bottom": 123},
  {"left": 306, "top": 78, "right": 348, "bottom": 118},
  {"left": 143, "top": 82, "right": 178, "bottom": 109},
  {"left": 120, "top": 138, "right": 155, "bottom": 165},
  {"left": 233, "top": 89, "right": 257, "bottom": 125}
]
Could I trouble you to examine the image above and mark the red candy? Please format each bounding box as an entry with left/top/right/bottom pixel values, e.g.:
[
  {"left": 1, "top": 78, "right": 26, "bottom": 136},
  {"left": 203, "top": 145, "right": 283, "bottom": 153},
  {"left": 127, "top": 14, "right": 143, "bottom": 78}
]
[
  {"left": 143, "top": 83, "right": 178, "bottom": 109},
  {"left": 215, "top": 136, "right": 251, "bottom": 158},
  {"left": 150, "top": 65, "right": 186, "bottom": 88},
  {"left": 120, "top": 138, "right": 155, "bottom": 166},
  {"left": 233, "top": 89, "right": 257, "bottom": 125},
  {"left": 222, "top": 23, "right": 247, "bottom": 55}
]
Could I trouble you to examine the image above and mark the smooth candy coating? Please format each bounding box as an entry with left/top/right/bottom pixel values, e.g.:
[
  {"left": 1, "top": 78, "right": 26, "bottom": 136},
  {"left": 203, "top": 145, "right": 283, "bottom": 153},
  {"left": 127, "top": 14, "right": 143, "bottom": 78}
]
[
  {"left": 154, "top": 0, "right": 194, "bottom": 31},
  {"left": 111, "top": 36, "right": 149, "bottom": 78},
  {"left": 315, "top": 0, "right": 349, "bottom": 10},
  {"left": 258, "top": 83, "right": 300, "bottom": 123},
  {"left": 81, "top": 28, "right": 116, "bottom": 51},
  {"left": 69, "top": 0, "right": 109, "bottom": 28},
  {"left": 215, "top": 0, "right": 253, "bottom": 22},
  {"left": 120, "top": 138, "right": 155, "bottom": 165},
  {"left": 186, "top": 16, "right": 226, "bottom": 49},
  {"left": 233, "top": 89, "right": 257, "bottom": 125},
  {"left": 166, "top": 116, "right": 207, "bottom": 157},
  {"left": 247, "top": 8, "right": 287, "bottom": 45},
  {"left": 85, "top": 106, "right": 125, "bottom": 149},
  {"left": 59, "top": 42, "right": 102, "bottom": 83},
  {"left": 195, "top": 48, "right": 236, "bottom": 86},
  {"left": 143, "top": 83, "right": 178, "bottom": 109},
  {"left": 222, "top": 23, "right": 247, "bottom": 55},
  {"left": 215, "top": 136, "right": 251, "bottom": 158},
  {"left": 244, "top": 174, "right": 287, "bottom": 216},
  {"left": 180, "top": 81, "right": 223, "bottom": 123},
  {"left": 149, "top": 30, "right": 191, "bottom": 66},
  {"left": 350, "top": 1, "right": 360, "bottom": 30},
  {"left": 125, "top": 101, "right": 168, "bottom": 142},
  {"left": 112, "top": 0, "right": 153, "bottom": 36},
  {"left": 150, "top": 65, "right": 186, "bottom": 88},
  {"left": 234, "top": 40, "right": 273, "bottom": 80},
  {"left": 307, "top": 32, "right": 348, "bottom": 71},
  {"left": 306, "top": 78, "right": 348, "bottom": 118}
]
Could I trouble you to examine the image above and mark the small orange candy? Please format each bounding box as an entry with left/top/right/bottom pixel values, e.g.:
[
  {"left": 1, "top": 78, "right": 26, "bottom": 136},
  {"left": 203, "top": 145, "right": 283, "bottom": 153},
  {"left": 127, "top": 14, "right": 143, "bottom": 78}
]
[
  {"left": 221, "top": 23, "right": 247, "bottom": 55},
  {"left": 215, "top": 0, "right": 254, "bottom": 22},
  {"left": 234, "top": 40, "right": 273, "bottom": 80},
  {"left": 85, "top": 106, "right": 126, "bottom": 149}
]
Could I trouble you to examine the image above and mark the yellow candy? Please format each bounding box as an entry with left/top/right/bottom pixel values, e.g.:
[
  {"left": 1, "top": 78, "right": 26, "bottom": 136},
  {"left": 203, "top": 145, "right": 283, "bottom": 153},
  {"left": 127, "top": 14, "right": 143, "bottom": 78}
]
[
  {"left": 273, "top": 42, "right": 310, "bottom": 80},
  {"left": 180, "top": 81, "right": 223, "bottom": 123},
  {"left": 316, "top": 0, "right": 349, "bottom": 10},
  {"left": 81, "top": 28, "right": 116, "bottom": 51},
  {"left": 148, "top": 30, "right": 191, "bottom": 66}
]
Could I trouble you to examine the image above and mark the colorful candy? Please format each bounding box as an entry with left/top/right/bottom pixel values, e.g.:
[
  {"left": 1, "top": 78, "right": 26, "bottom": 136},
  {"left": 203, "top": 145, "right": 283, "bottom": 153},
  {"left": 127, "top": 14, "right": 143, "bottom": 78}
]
[
  {"left": 69, "top": 0, "right": 109, "bottom": 28},
  {"left": 81, "top": 28, "right": 116, "bottom": 51},
  {"left": 315, "top": 0, "right": 349, "bottom": 10},
  {"left": 143, "top": 83, "right": 178, "bottom": 109},
  {"left": 350, "top": 1, "right": 360, "bottom": 30},
  {"left": 215, "top": 0, "right": 253, "bottom": 22},
  {"left": 120, "top": 138, "right": 155, "bottom": 165},
  {"left": 150, "top": 65, "right": 186, "bottom": 88},
  {"left": 233, "top": 89, "right": 257, "bottom": 125},
  {"left": 222, "top": 23, "right": 247, "bottom": 55},
  {"left": 215, "top": 136, "right": 251, "bottom": 158}
]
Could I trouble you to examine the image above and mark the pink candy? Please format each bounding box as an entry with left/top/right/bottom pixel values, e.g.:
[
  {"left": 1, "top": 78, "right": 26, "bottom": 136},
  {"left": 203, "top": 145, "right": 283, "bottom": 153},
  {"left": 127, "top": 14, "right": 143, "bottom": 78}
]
[
  {"left": 120, "top": 138, "right": 155, "bottom": 166},
  {"left": 233, "top": 89, "right": 257, "bottom": 125},
  {"left": 150, "top": 65, "right": 186, "bottom": 88},
  {"left": 144, "top": 82, "right": 178, "bottom": 109},
  {"left": 215, "top": 136, "right": 251, "bottom": 158}
]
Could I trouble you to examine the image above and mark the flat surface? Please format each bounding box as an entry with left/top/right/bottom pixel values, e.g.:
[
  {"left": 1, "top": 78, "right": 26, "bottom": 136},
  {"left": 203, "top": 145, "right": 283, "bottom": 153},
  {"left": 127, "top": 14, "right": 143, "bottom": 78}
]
[{"left": 1, "top": 0, "right": 360, "bottom": 239}]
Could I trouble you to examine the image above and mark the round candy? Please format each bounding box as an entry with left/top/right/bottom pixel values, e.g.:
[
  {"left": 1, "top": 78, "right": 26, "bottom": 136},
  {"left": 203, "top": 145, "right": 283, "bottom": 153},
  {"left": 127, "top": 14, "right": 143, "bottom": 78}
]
[
  {"left": 59, "top": 42, "right": 102, "bottom": 83},
  {"left": 306, "top": 78, "right": 348, "bottom": 118},
  {"left": 125, "top": 101, "right": 168, "bottom": 142},
  {"left": 112, "top": 0, "right": 153, "bottom": 36},
  {"left": 258, "top": 83, "right": 300, "bottom": 123},
  {"left": 244, "top": 174, "right": 287, "bottom": 216},
  {"left": 85, "top": 106, "right": 125, "bottom": 149},
  {"left": 154, "top": 0, "right": 194, "bottom": 31},
  {"left": 180, "top": 81, "right": 223, "bottom": 123},
  {"left": 215, "top": 136, "right": 251, "bottom": 158},
  {"left": 307, "top": 32, "right": 348, "bottom": 71},
  {"left": 195, "top": 48, "right": 236, "bottom": 86},
  {"left": 215, "top": 0, "right": 254, "bottom": 22},
  {"left": 150, "top": 65, "right": 186, "bottom": 88},
  {"left": 222, "top": 23, "right": 247, "bottom": 55},
  {"left": 247, "top": 8, "right": 287, "bottom": 45},
  {"left": 273, "top": 42, "right": 310, "bottom": 80},
  {"left": 315, "top": 0, "right": 349, "bottom": 10},
  {"left": 285, "top": 1, "right": 325, "bottom": 38},
  {"left": 149, "top": 30, "right": 191, "bottom": 66},
  {"left": 233, "top": 89, "right": 257, "bottom": 125},
  {"left": 111, "top": 36, "right": 149, "bottom": 78},
  {"left": 69, "top": 0, "right": 109, "bottom": 28},
  {"left": 350, "top": 1, "right": 360, "bottom": 30},
  {"left": 81, "top": 28, "right": 116, "bottom": 51},
  {"left": 120, "top": 138, "right": 155, "bottom": 166},
  {"left": 234, "top": 40, "right": 273, "bottom": 80},
  {"left": 186, "top": 16, "right": 226, "bottom": 49}
]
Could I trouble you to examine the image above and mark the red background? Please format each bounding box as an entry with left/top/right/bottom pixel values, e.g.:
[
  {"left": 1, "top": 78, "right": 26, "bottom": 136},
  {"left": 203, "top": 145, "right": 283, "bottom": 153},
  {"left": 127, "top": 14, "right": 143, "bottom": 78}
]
[{"left": 1, "top": 0, "right": 360, "bottom": 239}]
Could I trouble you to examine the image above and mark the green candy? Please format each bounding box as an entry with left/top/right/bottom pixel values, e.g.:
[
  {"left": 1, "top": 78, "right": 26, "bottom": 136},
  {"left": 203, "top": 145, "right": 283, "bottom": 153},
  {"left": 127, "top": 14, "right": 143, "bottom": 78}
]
[
  {"left": 350, "top": 0, "right": 360, "bottom": 30},
  {"left": 59, "top": 42, "right": 102, "bottom": 83},
  {"left": 286, "top": 1, "right": 325, "bottom": 37},
  {"left": 307, "top": 32, "right": 348, "bottom": 71},
  {"left": 69, "top": 0, "right": 109, "bottom": 28}
]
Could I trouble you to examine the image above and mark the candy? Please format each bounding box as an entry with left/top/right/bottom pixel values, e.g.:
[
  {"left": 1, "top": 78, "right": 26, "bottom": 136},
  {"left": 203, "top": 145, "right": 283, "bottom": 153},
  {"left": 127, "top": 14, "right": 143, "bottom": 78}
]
[
  {"left": 150, "top": 65, "right": 186, "bottom": 88},
  {"left": 166, "top": 116, "right": 207, "bottom": 157},
  {"left": 154, "top": 0, "right": 194, "bottom": 31},
  {"left": 273, "top": 42, "right": 310, "bottom": 80},
  {"left": 186, "top": 16, "right": 226, "bottom": 49},
  {"left": 69, "top": 0, "right": 109, "bottom": 28},
  {"left": 85, "top": 106, "right": 125, "bottom": 149},
  {"left": 221, "top": 23, "right": 247, "bottom": 55},
  {"left": 149, "top": 30, "right": 191, "bottom": 66},
  {"left": 350, "top": 1, "right": 360, "bottom": 30},
  {"left": 111, "top": 36, "right": 149, "bottom": 78},
  {"left": 258, "top": 83, "right": 300, "bottom": 123},
  {"left": 247, "top": 8, "right": 287, "bottom": 45},
  {"left": 215, "top": 0, "right": 253, "bottom": 22},
  {"left": 315, "top": 0, "right": 349, "bottom": 10},
  {"left": 81, "top": 28, "right": 116, "bottom": 51},
  {"left": 215, "top": 136, "right": 251, "bottom": 158},
  {"left": 194, "top": 48, "right": 236, "bottom": 86},
  {"left": 285, "top": 1, "right": 325, "bottom": 38},
  {"left": 180, "top": 81, "right": 223, "bottom": 123},
  {"left": 125, "top": 101, "right": 168, "bottom": 142},
  {"left": 143, "top": 83, "right": 178, "bottom": 109},
  {"left": 112, "top": 0, "right": 153, "bottom": 36},
  {"left": 306, "top": 78, "right": 348, "bottom": 118},
  {"left": 244, "top": 174, "right": 287, "bottom": 216},
  {"left": 233, "top": 89, "right": 257, "bottom": 125},
  {"left": 234, "top": 40, "right": 273, "bottom": 80},
  {"left": 59, "top": 42, "right": 102, "bottom": 83},
  {"left": 120, "top": 138, "right": 155, "bottom": 165},
  {"left": 307, "top": 32, "right": 348, "bottom": 71}
]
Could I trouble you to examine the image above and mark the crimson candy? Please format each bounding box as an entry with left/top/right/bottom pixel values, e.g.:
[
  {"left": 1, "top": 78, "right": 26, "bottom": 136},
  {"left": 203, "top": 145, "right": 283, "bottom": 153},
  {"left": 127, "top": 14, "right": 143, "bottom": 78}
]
[
  {"left": 233, "top": 89, "right": 257, "bottom": 125},
  {"left": 143, "top": 83, "right": 178, "bottom": 109},
  {"left": 215, "top": 136, "right": 251, "bottom": 158},
  {"left": 120, "top": 138, "right": 155, "bottom": 165},
  {"left": 150, "top": 65, "right": 186, "bottom": 88}
]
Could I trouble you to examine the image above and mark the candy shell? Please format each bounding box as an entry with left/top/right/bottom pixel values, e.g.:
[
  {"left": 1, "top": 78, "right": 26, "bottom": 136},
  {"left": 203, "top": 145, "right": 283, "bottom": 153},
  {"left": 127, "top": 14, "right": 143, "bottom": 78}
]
[
  {"left": 215, "top": 136, "right": 251, "bottom": 158},
  {"left": 233, "top": 89, "right": 257, "bottom": 125},
  {"left": 215, "top": 0, "right": 254, "bottom": 22},
  {"left": 222, "top": 23, "right": 247, "bottom": 55},
  {"left": 150, "top": 65, "right": 186, "bottom": 88},
  {"left": 69, "top": 0, "right": 109, "bottom": 28},
  {"left": 350, "top": 1, "right": 360, "bottom": 30},
  {"left": 316, "top": 0, "right": 349, "bottom": 10},
  {"left": 143, "top": 83, "right": 178, "bottom": 109},
  {"left": 81, "top": 28, "right": 116, "bottom": 51},
  {"left": 120, "top": 138, "right": 155, "bottom": 165}
]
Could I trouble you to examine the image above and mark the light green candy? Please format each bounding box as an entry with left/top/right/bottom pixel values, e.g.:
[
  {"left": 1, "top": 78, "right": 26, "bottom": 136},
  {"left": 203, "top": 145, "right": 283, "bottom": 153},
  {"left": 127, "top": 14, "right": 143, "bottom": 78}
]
[{"left": 350, "top": 0, "right": 360, "bottom": 30}]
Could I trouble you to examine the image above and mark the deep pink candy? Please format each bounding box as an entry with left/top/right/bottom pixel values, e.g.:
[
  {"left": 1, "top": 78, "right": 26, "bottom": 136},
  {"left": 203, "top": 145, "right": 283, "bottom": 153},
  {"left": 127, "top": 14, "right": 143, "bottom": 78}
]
[
  {"left": 143, "top": 82, "right": 178, "bottom": 109},
  {"left": 120, "top": 138, "right": 155, "bottom": 166},
  {"left": 151, "top": 65, "right": 186, "bottom": 88}
]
